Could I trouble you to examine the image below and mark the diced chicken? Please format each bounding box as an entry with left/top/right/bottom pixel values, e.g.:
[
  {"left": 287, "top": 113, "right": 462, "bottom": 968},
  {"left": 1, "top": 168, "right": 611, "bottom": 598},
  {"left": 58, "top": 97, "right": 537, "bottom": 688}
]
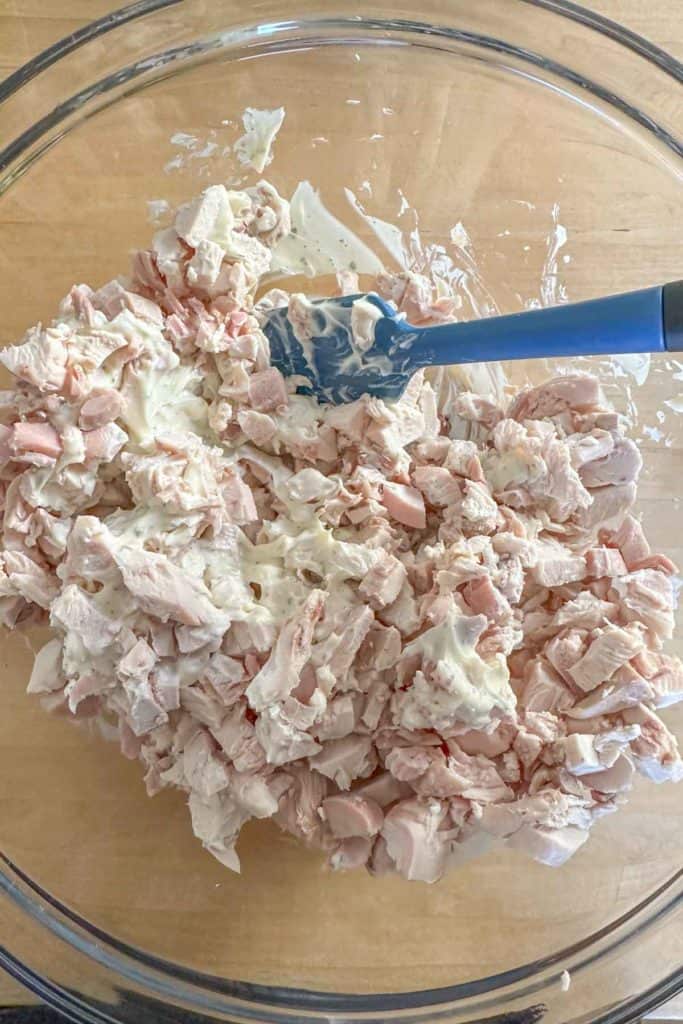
[
  {"left": 187, "top": 240, "right": 225, "bottom": 291},
  {"left": 550, "top": 592, "right": 618, "bottom": 633},
  {"left": 509, "top": 375, "right": 602, "bottom": 422},
  {"left": 282, "top": 468, "right": 338, "bottom": 504},
  {"left": 566, "top": 672, "right": 653, "bottom": 719},
  {"left": 79, "top": 390, "right": 124, "bottom": 431},
  {"left": 3, "top": 550, "right": 60, "bottom": 609},
  {"left": 224, "top": 473, "right": 259, "bottom": 524},
  {"left": 59, "top": 516, "right": 116, "bottom": 582},
  {"left": 367, "top": 835, "right": 397, "bottom": 876},
  {"left": 531, "top": 554, "right": 586, "bottom": 587},
  {"left": 118, "top": 638, "right": 156, "bottom": 679},
  {"left": 354, "top": 771, "right": 412, "bottom": 808},
  {"left": 248, "top": 368, "right": 288, "bottom": 412},
  {"left": 377, "top": 580, "right": 422, "bottom": 635},
  {"left": 274, "top": 765, "right": 328, "bottom": 846},
  {"left": 460, "top": 480, "right": 500, "bottom": 531},
  {"left": 180, "top": 730, "right": 231, "bottom": 799},
  {"left": 319, "top": 604, "right": 375, "bottom": 683},
  {"left": 211, "top": 705, "right": 254, "bottom": 762},
  {"left": 602, "top": 514, "right": 649, "bottom": 569},
  {"left": 649, "top": 658, "right": 683, "bottom": 709},
  {"left": 568, "top": 429, "right": 614, "bottom": 469},
  {"left": 0, "top": 327, "right": 68, "bottom": 391},
  {"left": 478, "top": 790, "right": 589, "bottom": 837},
  {"left": 412, "top": 465, "right": 461, "bottom": 507},
  {"left": 581, "top": 755, "right": 634, "bottom": 793},
  {"left": 561, "top": 734, "right": 608, "bottom": 775},
  {"left": 581, "top": 546, "right": 625, "bottom": 580},
  {"left": 115, "top": 547, "right": 218, "bottom": 626},
  {"left": 416, "top": 744, "right": 511, "bottom": 802},
  {"left": 579, "top": 438, "right": 642, "bottom": 488},
  {"left": 328, "top": 836, "right": 373, "bottom": 871},
  {"left": 11, "top": 422, "right": 63, "bottom": 459},
  {"left": 50, "top": 584, "right": 121, "bottom": 653},
  {"left": 238, "top": 409, "right": 277, "bottom": 446},
  {"left": 92, "top": 280, "right": 164, "bottom": 325},
  {"left": 444, "top": 439, "right": 485, "bottom": 480},
  {"left": 574, "top": 482, "right": 637, "bottom": 533},
  {"left": 520, "top": 659, "right": 575, "bottom": 714},
  {"left": 457, "top": 722, "right": 515, "bottom": 758},
  {"left": 255, "top": 704, "right": 321, "bottom": 766},
  {"left": 188, "top": 789, "right": 249, "bottom": 872},
  {"left": 247, "top": 590, "right": 324, "bottom": 711},
  {"left": 309, "top": 734, "right": 375, "bottom": 790},
  {"left": 463, "top": 576, "right": 511, "bottom": 622},
  {"left": 67, "top": 284, "right": 98, "bottom": 325},
  {"left": 125, "top": 678, "right": 169, "bottom": 736},
  {"left": 65, "top": 673, "right": 110, "bottom": 714},
  {"left": 623, "top": 705, "right": 683, "bottom": 783},
  {"left": 358, "top": 551, "right": 406, "bottom": 608},
  {"left": 609, "top": 570, "right": 675, "bottom": 640},
  {"left": 152, "top": 663, "right": 182, "bottom": 712},
  {"left": 84, "top": 422, "right": 127, "bottom": 461},
  {"left": 27, "top": 638, "right": 65, "bottom": 694},
  {"left": 545, "top": 631, "right": 587, "bottom": 684},
  {"left": 506, "top": 825, "right": 589, "bottom": 866},
  {"left": 542, "top": 441, "right": 594, "bottom": 521},
  {"left": 381, "top": 482, "right": 426, "bottom": 529},
  {"left": 314, "top": 693, "right": 356, "bottom": 741},
  {"left": 569, "top": 624, "right": 645, "bottom": 692},
  {"left": 629, "top": 553, "right": 678, "bottom": 574},
  {"left": 381, "top": 799, "right": 449, "bottom": 883},
  {"left": 385, "top": 745, "right": 436, "bottom": 782},
  {"left": 232, "top": 770, "right": 280, "bottom": 818},
  {"left": 173, "top": 185, "right": 230, "bottom": 247},
  {"left": 452, "top": 392, "right": 503, "bottom": 430},
  {"left": 357, "top": 622, "right": 402, "bottom": 673},
  {"left": 322, "top": 793, "right": 383, "bottom": 838}
]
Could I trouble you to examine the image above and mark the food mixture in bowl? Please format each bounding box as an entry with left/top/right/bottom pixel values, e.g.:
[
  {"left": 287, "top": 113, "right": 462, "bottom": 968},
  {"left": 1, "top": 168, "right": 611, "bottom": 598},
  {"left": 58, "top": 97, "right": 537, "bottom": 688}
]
[{"left": 0, "top": 178, "right": 681, "bottom": 883}]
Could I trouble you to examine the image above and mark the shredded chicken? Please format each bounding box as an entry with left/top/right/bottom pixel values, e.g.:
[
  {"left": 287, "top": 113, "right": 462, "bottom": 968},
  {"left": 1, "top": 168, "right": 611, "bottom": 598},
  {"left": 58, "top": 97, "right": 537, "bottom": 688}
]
[{"left": 2, "top": 182, "right": 681, "bottom": 882}]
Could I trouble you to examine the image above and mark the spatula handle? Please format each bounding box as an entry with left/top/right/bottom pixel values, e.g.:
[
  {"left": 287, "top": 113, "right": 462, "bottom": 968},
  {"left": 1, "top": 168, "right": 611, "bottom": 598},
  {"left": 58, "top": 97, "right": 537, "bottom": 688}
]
[{"left": 404, "top": 282, "right": 683, "bottom": 369}]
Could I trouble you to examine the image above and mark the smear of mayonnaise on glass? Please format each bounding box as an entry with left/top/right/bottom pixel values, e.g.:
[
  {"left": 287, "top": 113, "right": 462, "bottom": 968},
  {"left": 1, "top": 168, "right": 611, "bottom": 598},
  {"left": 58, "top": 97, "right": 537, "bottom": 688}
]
[
  {"left": 234, "top": 107, "right": 286, "bottom": 174},
  {"left": 272, "top": 181, "right": 384, "bottom": 278}
]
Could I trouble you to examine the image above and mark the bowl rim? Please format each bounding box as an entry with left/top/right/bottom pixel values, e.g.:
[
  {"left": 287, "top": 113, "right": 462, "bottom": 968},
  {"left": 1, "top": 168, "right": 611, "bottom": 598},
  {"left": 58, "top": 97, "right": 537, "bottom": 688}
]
[
  {"left": 0, "top": 0, "right": 682, "bottom": 179},
  {"left": 0, "top": 2, "right": 682, "bottom": 1022},
  {"left": 0, "top": 0, "right": 681, "bottom": 105}
]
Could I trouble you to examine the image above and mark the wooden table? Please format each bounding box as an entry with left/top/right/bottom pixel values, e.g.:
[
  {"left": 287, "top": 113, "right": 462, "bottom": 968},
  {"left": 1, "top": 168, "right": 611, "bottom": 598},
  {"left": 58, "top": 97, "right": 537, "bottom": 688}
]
[
  {"left": 0, "top": 0, "right": 681, "bottom": 1019},
  {"left": 0, "top": 0, "right": 680, "bottom": 75}
]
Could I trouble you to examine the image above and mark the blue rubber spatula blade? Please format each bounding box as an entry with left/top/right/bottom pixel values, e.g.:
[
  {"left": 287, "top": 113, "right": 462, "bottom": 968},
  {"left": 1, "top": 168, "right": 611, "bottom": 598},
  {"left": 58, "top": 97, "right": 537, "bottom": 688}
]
[{"left": 262, "top": 280, "right": 683, "bottom": 404}]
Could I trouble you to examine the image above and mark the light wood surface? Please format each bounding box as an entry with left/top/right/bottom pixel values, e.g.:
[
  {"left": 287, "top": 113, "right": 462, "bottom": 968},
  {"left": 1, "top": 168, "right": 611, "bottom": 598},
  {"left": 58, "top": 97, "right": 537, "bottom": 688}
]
[
  {"left": 0, "top": 0, "right": 680, "bottom": 75},
  {"left": 0, "top": 0, "right": 682, "bottom": 1016}
]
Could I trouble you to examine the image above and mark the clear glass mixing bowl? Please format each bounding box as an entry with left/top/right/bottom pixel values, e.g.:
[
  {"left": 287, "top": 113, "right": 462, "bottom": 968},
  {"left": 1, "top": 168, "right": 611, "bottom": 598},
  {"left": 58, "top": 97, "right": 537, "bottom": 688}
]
[{"left": 0, "top": 2, "right": 681, "bottom": 1022}]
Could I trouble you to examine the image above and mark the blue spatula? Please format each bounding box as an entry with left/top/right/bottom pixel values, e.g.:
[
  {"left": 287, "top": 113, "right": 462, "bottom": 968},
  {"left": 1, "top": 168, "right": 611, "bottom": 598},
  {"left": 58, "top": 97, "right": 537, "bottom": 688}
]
[{"left": 262, "top": 281, "right": 683, "bottom": 404}]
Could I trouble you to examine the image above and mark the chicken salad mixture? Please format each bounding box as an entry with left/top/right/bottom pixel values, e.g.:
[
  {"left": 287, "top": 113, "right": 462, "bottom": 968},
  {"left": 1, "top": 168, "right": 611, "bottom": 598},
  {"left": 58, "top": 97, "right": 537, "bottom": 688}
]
[{"left": 1, "top": 181, "right": 681, "bottom": 882}]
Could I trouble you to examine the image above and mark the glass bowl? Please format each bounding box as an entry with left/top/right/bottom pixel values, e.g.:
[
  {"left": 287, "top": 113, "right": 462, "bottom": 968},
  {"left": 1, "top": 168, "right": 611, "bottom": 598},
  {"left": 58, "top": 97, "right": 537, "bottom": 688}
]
[{"left": 0, "top": 2, "right": 681, "bottom": 1022}]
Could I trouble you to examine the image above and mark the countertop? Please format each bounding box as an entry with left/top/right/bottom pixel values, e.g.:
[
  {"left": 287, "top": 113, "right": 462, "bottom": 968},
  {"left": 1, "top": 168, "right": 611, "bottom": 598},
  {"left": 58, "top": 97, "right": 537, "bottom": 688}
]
[
  {"left": 0, "top": 0, "right": 681, "bottom": 1020},
  {"left": 0, "top": 0, "right": 681, "bottom": 75}
]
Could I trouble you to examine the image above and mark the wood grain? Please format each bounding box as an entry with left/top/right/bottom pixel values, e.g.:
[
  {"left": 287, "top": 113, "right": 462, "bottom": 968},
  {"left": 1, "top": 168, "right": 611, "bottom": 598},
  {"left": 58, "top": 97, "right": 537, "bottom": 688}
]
[
  {"left": 0, "top": 0, "right": 116, "bottom": 73},
  {"left": 0, "top": 0, "right": 681, "bottom": 75}
]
